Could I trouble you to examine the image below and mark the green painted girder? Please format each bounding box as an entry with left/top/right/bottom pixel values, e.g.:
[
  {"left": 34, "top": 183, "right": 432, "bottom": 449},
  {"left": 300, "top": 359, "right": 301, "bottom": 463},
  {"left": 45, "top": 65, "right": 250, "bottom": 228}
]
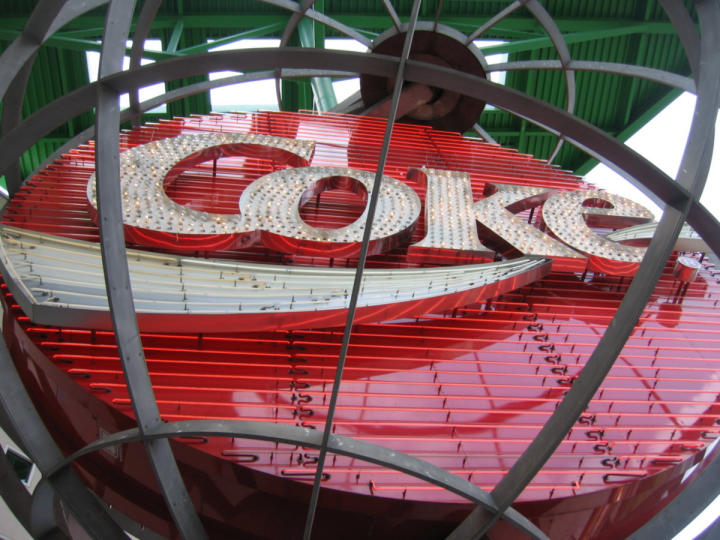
[
  {"left": 0, "top": 14, "right": 681, "bottom": 36},
  {"left": 0, "top": 29, "right": 175, "bottom": 60},
  {"left": 282, "top": 78, "right": 314, "bottom": 112},
  {"left": 26, "top": 18, "right": 681, "bottom": 64},
  {"left": 620, "top": 2, "right": 656, "bottom": 135},
  {"left": 166, "top": 20, "right": 185, "bottom": 54},
  {"left": 0, "top": 1, "right": 695, "bottom": 179},
  {"left": 50, "top": 27, "right": 107, "bottom": 39},
  {"left": 179, "top": 23, "right": 285, "bottom": 54},
  {"left": 161, "top": 27, "right": 211, "bottom": 118},
  {"left": 281, "top": 32, "right": 314, "bottom": 112},
  {"left": 297, "top": 3, "right": 337, "bottom": 112},
  {"left": 330, "top": 15, "right": 681, "bottom": 36},
  {"left": 0, "top": 13, "right": 687, "bottom": 73},
  {"left": 484, "top": 130, "right": 555, "bottom": 138},
  {"left": 477, "top": 22, "right": 679, "bottom": 55}
]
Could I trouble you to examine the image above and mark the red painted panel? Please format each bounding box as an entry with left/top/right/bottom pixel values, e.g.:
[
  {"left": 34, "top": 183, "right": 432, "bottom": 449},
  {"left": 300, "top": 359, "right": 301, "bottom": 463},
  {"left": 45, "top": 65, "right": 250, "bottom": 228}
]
[{"left": 2, "top": 111, "right": 719, "bottom": 538}]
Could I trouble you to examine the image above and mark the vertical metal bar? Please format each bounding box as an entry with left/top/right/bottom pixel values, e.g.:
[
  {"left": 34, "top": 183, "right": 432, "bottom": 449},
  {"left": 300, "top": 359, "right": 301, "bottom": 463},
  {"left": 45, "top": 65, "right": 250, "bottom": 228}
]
[
  {"left": 301, "top": 2, "right": 423, "bottom": 539},
  {"left": 278, "top": 0, "right": 314, "bottom": 109},
  {"left": 382, "top": 0, "right": 402, "bottom": 31},
  {"left": 446, "top": 1, "right": 720, "bottom": 537},
  {"left": 465, "top": 0, "right": 528, "bottom": 44},
  {"left": 524, "top": 0, "right": 575, "bottom": 163},
  {"left": 128, "top": 0, "right": 162, "bottom": 127},
  {"left": 657, "top": 0, "right": 701, "bottom": 78},
  {"left": 166, "top": 20, "right": 185, "bottom": 53},
  {"left": 95, "top": 1, "right": 208, "bottom": 538},
  {"left": 1, "top": 57, "right": 35, "bottom": 195},
  {"left": 295, "top": 3, "right": 337, "bottom": 112}
]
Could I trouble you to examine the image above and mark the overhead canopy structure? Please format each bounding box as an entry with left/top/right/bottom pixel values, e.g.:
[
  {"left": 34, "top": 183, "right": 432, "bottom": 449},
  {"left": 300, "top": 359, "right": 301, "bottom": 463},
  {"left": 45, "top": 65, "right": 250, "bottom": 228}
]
[
  {"left": 1, "top": 1, "right": 719, "bottom": 540},
  {"left": 0, "top": 0, "right": 694, "bottom": 181}
]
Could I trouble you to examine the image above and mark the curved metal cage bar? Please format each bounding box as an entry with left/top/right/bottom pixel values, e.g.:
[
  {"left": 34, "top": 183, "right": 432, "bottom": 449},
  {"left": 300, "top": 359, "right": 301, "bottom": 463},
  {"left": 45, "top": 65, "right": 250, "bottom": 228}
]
[
  {"left": 45, "top": 419, "right": 547, "bottom": 539},
  {"left": 94, "top": 1, "right": 208, "bottom": 538},
  {"left": 2, "top": 50, "right": 716, "bottom": 241}
]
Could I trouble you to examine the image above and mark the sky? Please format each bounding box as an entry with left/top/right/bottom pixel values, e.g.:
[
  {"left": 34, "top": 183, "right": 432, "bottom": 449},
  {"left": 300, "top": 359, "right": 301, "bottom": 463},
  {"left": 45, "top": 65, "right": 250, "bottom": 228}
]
[{"left": 585, "top": 92, "right": 720, "bottom": 221}]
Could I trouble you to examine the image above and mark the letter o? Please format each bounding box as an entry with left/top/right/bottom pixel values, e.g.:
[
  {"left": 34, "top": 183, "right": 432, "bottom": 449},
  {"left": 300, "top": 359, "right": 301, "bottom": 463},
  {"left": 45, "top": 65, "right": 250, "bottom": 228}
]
[{"left": 239, "top": 166, "right": 421, "bottom": 257}]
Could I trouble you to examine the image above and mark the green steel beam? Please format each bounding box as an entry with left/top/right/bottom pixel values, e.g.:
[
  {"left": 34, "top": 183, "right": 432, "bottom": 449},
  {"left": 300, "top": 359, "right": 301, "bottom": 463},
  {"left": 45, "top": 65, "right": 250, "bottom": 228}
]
[
  {"left": 477, "top": 23, "right": 675, "bottom": 56},
  {"left": 353, "top": 28, "right": 378, "bottom": 40},
  {"left": 281, "top": 78, "right": 314, "bottom": 112},
  {"left": 56, "top": 51, "right": 75, "bottom": 137},
  {"left": 0, "top": 29, "right": 175, "bottom": 60},
  {"left": 0, "top": 16, "right": 679, "bottom": 60},
  {"left": 483, "top": 130, "right": 555, "bottom": 138},
  {"left": 166, "top": 20, "right": 184, "bottom": 54},
  {"left": 622, "top": 2, "right": 656, "bottom": 127},
  {"left": 455, "top": 26, "right": 542, "bottom": 40},
  {"left": 281, "top": 32, "right": 313, "bottom": 112},
  {"left": 0, "top": 15, "right": 282, "bottom": 32},
  {"left": 297, "top": 1, "right": 337, "bottom": 112},
  {"left": 163, "top": 28, "right": 211, "bottom": 117},
  {"left": 0, "top": 6, "right": 693, "bottom": 179},
  {"left": 0, "top": 14, "right": 681, "bottom": 36},
  {"left": 54, "top": 27, "right": 107, "bottom": 39},
  {"left": 325, "top": 16, "right": 680, "bottom": 36},
  {"left": 178, "top": 23, "right": 285, "bottom": 54}
]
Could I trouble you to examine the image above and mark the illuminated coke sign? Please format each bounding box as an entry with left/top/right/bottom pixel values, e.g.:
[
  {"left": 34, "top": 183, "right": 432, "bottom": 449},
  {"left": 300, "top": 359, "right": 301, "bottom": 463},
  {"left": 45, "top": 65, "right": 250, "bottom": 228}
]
[
  {"left": 87, "top": 132, "right": 654, "bottom": 276},
  {"left": 3, "top": 114, "right": 717, "bottom": 540},
  {"left": 0, "top": 129, "right": 665, "bottom": 335}
]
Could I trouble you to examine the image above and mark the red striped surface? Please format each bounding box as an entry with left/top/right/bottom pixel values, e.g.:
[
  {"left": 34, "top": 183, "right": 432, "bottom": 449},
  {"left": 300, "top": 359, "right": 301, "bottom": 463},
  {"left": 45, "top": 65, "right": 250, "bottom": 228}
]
[{"left": 4, "top": 111, "right": 719, "bottom": 504}]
